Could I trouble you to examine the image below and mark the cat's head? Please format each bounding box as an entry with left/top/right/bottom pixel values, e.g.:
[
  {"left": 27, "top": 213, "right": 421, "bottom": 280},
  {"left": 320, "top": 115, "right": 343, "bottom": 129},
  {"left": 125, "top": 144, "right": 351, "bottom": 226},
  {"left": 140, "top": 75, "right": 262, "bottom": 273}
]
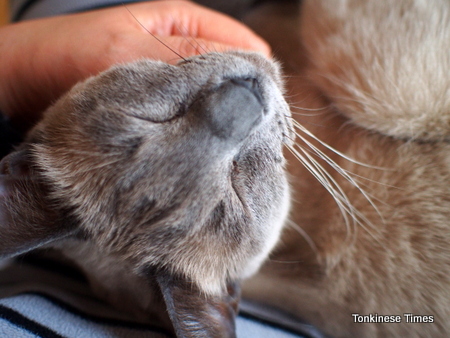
[{"left": 0, "top": 51, "right": 292, "bottom": 336}]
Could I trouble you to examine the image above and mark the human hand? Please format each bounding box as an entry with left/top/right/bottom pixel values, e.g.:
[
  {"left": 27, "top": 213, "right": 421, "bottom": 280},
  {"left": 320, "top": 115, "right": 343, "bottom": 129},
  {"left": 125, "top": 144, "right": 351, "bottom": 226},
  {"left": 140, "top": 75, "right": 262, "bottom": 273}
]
[{"left": 0, "top": 0, "right": 270, "bottom": 130}]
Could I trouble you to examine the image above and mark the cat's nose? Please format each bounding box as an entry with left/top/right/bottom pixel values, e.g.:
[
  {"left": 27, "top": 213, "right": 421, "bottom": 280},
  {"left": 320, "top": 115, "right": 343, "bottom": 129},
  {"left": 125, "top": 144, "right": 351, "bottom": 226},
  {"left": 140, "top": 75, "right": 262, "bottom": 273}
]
[
  {"left": 229, "top": 77, "right": 264, "bottom": 105},
  {"left": 199, "top": 77, "right": 264, "bottom": 144}
]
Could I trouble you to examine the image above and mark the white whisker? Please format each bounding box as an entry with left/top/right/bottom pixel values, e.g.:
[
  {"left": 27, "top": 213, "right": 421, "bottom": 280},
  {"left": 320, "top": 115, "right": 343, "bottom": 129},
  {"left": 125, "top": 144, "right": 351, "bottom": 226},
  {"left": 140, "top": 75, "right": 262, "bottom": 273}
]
[
  {"left": 286, "top": 145, "right": 354, "bottom": 240},
  {"left": 289, "top": 105, "right": 330, "bottom": 113},
  {"left": 292, "top": 128, "right": 384, "bottom": 223},
  {"left": 286, "top": 218, "right": 316, "bottom": 256},
  {"left": 291, "top": 119, "right": 389, "bottom": 170},
  {"left": 287, "top": 117, "right": 390, "bottom": 245}
]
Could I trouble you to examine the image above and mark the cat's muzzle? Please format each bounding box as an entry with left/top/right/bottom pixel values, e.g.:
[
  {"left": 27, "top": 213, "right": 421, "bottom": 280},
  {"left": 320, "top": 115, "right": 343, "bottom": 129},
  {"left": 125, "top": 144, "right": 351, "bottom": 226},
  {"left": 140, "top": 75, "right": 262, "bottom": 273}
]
[{"left": 198, "top": 77, "right": 264, "bottom": 145}]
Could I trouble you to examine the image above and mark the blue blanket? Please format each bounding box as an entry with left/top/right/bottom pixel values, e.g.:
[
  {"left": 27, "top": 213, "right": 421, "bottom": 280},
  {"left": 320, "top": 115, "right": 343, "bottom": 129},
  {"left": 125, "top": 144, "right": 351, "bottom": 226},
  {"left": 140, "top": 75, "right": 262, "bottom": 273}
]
[{"left": 0, "top": 254, "right": 322, "bottom": 338}]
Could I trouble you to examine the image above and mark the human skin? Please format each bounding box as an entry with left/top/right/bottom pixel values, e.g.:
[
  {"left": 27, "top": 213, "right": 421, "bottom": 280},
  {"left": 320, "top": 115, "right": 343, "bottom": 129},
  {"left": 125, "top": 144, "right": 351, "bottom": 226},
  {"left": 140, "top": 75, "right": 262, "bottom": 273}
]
[{"left": 0, "top": 0, "right": 270, "bottom": 130}]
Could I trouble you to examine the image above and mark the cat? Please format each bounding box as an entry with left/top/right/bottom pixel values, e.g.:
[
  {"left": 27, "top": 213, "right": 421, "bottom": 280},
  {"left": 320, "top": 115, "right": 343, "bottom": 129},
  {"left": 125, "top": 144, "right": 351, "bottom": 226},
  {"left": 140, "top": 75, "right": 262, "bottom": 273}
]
[
  {"left": 2, "top": 0, "right": 450, "bottom": 337},
  {"left": 243, "top": 1, "right": 450, "bottom": 337},
  {"left": 0, "top": 51, "right": 293, "bottom": 337}
]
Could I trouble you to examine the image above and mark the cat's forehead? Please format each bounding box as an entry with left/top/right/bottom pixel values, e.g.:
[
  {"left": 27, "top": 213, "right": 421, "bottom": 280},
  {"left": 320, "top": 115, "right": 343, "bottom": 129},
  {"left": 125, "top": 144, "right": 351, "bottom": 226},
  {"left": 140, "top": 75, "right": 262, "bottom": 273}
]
[
  {"left": 103, "top": 51, "right": 282, "bottom": 90},
  {"left": 65, "top": 51, "right": 286, "bottom": 126},
  {"left": 177, "top": 51, "right": 281, "bottom": 79}
]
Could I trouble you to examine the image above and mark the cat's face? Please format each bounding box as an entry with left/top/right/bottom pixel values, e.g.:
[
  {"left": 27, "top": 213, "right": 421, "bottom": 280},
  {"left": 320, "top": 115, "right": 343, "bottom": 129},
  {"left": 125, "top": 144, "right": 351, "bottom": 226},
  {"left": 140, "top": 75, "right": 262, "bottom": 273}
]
[
  {"left": 0, "top": 51, "right": 292, "bottom": 335},
  {"left": 0, "top": 52, "right": 292, "bottom": 336},
  {"left": 31, "top": 51, "right": 292, "bottom": 292}
]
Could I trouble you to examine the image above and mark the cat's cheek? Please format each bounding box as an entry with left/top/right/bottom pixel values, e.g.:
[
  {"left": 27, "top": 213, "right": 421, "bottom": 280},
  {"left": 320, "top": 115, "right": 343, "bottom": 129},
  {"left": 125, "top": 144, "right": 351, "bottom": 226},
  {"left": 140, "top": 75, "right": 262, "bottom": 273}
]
[{"left": 242, "top": 179, "right": 291, "bottom": 279}]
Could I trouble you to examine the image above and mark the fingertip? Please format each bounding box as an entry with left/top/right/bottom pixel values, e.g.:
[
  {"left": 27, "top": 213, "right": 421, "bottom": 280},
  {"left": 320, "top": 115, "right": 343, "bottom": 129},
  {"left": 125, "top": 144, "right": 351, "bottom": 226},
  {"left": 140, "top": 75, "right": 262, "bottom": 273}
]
[
  {"left": 206, "top": 41, "right": 272, "bottom": 59},
  {"left": 250, "top": 39, "right": 272, "bottom": 58}
]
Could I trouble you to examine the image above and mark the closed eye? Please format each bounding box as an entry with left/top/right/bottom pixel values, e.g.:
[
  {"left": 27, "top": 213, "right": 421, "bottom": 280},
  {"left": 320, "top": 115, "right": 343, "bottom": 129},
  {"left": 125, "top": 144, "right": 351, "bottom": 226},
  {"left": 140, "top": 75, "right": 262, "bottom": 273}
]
[{"left": 121, "top": 104, "right": 187, "bottom": 124}]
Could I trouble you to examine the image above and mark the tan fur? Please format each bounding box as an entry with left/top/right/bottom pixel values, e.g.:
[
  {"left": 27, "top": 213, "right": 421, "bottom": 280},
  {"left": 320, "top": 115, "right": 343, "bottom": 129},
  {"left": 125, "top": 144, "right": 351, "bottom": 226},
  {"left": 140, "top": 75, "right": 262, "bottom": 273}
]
[{"left": 243, "top": 1, "right": 450, "bottom": 337}]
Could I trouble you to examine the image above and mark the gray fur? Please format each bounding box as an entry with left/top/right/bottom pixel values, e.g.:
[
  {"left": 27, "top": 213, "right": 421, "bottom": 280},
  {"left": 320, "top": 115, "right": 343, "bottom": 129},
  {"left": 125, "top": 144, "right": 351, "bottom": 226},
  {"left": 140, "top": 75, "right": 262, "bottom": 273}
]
[{"left": 0, "top": 51, "right": 292, "bottom": 336}]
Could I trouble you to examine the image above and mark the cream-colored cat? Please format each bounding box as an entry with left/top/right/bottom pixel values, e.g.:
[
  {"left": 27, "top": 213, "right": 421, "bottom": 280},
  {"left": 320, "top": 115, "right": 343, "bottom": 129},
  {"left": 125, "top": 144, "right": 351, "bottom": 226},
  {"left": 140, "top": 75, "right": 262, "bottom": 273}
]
[{"left": 244, "top": 1, "right": 450, "bottom": 337}]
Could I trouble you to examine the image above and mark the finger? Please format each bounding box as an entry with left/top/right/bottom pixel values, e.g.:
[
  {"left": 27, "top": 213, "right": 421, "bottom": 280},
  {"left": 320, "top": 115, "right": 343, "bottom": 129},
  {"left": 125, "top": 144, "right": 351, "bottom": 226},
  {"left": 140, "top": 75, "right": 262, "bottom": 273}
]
[
  {"left": 111, "top": 34, "right": 267, "bottom": 65},
  {"left": 152, "top": 36, "right": 268, "bottom": 63},
  {"left": 126, "top": 1, "right": 271, "bottom": 57},
  {"left": 189, "top": 11, "right": 271, "bottom": 57}
]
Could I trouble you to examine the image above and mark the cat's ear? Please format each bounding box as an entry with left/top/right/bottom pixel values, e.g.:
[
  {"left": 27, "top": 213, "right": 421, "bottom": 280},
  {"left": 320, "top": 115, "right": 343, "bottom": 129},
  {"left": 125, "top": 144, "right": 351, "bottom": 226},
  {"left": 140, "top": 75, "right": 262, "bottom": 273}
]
[
  {"left": 0, "top": 149, "right": 75, "bottom": 258},
  {"left": 156, "top": 271, "right": 240, "bottom": 338}
]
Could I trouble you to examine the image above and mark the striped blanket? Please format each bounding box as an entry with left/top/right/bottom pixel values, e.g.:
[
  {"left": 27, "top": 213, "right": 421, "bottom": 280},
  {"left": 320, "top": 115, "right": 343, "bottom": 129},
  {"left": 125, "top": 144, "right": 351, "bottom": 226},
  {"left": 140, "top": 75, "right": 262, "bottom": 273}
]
[{"left": 0, "top": 253, "right": 325, "bottom": 338}]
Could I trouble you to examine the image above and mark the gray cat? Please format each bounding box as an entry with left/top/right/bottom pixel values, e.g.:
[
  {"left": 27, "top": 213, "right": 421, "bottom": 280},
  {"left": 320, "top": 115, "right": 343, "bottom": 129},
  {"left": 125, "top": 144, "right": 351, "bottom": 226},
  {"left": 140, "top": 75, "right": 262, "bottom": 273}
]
[{"left": 0, "top": 51, "right": 292, "bottom": 337}]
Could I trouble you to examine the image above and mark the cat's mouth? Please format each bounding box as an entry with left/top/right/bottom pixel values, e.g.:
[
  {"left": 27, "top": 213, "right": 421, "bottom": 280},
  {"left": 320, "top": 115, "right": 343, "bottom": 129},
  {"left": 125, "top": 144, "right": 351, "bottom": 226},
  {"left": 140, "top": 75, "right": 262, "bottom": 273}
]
[{"left": 230, "top": 160, "right": 247, "bottom": 208}]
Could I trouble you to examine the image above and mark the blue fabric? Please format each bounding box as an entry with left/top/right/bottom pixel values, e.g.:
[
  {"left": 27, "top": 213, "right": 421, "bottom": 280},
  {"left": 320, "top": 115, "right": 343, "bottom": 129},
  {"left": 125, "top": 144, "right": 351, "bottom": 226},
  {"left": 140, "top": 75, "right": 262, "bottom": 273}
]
[
  {"left": 0, "top": 257, "right": 311, "bottom": 338},
  {"left": 0, "top": 294, "right": 169, "bottom": 338},
  {"left": 0, "top": 293, "right": 305, "bottom": 338},
  {"left": 237, "top": 317, "right": 306, "bottom": 338},
  {"left": 0, "top": 319, "right": 40, "bottom": 338}
]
